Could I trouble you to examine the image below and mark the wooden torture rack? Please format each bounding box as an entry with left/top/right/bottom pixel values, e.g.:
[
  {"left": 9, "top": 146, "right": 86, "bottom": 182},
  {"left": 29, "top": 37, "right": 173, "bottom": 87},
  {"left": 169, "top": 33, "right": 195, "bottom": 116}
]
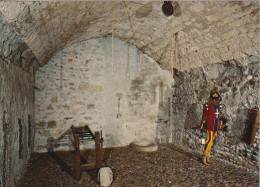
[{"left": 71, "top": 125, "right": 105, "bottom": 180}]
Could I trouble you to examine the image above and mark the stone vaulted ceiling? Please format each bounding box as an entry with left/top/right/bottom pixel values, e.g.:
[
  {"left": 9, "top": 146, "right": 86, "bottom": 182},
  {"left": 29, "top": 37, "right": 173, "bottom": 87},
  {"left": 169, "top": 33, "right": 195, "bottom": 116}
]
[{"left": 0, "top": 1, "right": 259, "bottom": 71}]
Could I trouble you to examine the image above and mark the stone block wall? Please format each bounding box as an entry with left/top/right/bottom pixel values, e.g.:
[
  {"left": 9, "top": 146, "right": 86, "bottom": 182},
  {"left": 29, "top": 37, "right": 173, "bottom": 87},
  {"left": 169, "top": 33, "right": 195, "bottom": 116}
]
[
  {"left": 35, "top": 37, "right": 172, "bottom": 152},
  {"left": 0, "top": 12, "right": 37, "bottom": 187},
  {"left": 171, "top": 54, "right": 259, "bottom": 171}
]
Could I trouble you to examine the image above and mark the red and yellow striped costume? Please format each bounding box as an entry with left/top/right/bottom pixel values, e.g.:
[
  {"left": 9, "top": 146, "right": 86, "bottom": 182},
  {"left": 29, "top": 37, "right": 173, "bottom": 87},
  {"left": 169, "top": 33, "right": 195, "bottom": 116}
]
[{"left": 200, "top": 103, "right": 222, "bottom": 162}]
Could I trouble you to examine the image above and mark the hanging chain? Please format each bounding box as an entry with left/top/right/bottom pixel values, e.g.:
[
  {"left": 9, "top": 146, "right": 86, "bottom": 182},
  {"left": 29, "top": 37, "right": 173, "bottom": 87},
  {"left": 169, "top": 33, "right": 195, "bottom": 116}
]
[
  {"left": 174, "top": 33, "right": 178, "bottom": 73},
  {"left": 111, "top": 1, "right": 115, "bottom": 89},
  {"left": 60, "top": 56, "right": 63, "bottom": 89},
  {"left": 170, "top": 15, "right": 174, "bottom": 76}
]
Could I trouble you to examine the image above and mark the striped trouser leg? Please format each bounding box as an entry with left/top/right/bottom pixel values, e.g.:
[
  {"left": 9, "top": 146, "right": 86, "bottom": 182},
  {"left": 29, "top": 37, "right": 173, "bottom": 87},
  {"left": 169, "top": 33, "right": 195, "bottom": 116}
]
[{"left": 204, "top": 130, "right": 217, "bottom": 156}]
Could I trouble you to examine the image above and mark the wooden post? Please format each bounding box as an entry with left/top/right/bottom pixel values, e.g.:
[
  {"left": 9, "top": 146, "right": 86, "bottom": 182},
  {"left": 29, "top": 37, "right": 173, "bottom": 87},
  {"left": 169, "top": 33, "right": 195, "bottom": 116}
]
[
  {"left": 249, "top": 109, "right": 259, "bottom": 144},
  {"left": 95, "top": 131, "right": 102, "bottom": 168},
  {"left": 74, "top": 134, "right": 81, "bottom": 180}
]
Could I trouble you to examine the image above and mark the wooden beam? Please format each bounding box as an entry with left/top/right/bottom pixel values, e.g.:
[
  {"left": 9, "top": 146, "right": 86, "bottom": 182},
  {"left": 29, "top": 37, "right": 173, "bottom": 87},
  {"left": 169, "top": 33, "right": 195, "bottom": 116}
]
[
  {"left": 95, "top": 131, "right": 102, "bottom": 168},
  {"left": 72, "top": 126, "right": 105, "bottom": 180},
  {"left": 249, "top": 109, "right": 259, "bottom": 144},
  {"left": 80, "top": 163, "right": 106, "bottom": 171},
  {"left": 74, "top": 134, "right": 81, "bottom": 180}
]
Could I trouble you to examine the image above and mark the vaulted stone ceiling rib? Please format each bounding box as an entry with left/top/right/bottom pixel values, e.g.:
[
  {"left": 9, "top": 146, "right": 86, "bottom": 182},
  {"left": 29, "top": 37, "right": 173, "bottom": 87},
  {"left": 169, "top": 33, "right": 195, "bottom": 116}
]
[{"left": 0, "top": 1, "right": 259, "bottom": 71}]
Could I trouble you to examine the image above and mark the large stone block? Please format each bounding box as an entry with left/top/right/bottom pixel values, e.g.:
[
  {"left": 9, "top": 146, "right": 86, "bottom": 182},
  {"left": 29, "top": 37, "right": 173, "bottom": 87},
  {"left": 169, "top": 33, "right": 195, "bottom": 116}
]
[
  {"left": 78, "top": 82, "right": 89, "bottom": 91},
  {"left": 38, "top": 130, "right": 51, "bottom": 136},
  {"left": 90, "top": 85, "right": 103, "bottom": 92},
  {"left": 53, "top": 129, "right": 62, "bottom": 135},
  {"left": 47, "top": 104, "right": 53, "bottom": 110},
  {"left": 47, "top": 121, "right": 57, "bottom": 128},
  {"left": 36, "top": 121, "right": 46, "bottom": 128}
]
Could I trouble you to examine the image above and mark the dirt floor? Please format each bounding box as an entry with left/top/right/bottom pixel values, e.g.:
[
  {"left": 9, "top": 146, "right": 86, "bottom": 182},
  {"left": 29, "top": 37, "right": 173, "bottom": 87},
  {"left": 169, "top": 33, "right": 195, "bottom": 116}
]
[{"left": 18, "top": 144, "right": 259, "bottom": 187}]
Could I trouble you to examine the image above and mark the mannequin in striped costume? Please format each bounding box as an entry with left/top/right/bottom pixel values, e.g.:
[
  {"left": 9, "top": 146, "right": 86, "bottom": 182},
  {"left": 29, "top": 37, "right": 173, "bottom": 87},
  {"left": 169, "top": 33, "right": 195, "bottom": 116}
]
[{"left": 200, "top": 89, "right": 222, "bottom": 165}]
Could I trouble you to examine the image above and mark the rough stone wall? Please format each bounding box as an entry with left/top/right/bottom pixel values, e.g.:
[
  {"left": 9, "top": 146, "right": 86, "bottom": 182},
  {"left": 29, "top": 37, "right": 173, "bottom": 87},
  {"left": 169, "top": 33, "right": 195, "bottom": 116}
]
[
  {"left": 0, "top": 12, "right": 37, "bottom": 187},
  {"left": 35, "top": 37, "right": 172, "bottom": 152},
  {"left": 172, "top": 54, "right": 259, "bottom": 171}
]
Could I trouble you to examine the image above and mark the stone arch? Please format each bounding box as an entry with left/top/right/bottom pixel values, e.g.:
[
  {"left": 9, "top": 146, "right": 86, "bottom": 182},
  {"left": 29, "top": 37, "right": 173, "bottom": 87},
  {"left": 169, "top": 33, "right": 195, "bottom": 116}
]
[{"left": 34, "top": 37, "right": 173, "bottom": 152}]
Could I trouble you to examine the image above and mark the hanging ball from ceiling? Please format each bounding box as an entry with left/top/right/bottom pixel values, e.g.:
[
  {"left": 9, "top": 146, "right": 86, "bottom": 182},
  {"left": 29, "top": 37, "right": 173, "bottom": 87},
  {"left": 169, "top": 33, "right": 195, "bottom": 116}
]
[{"left": 162, "top": 1, "right": 174, "bottom": 16}]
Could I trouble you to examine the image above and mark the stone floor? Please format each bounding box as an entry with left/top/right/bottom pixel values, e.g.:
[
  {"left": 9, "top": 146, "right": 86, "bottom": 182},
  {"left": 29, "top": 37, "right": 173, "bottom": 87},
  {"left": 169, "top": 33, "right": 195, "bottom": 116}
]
[{"left": 18, "top": 144, "right": 259, "bottom": 187}]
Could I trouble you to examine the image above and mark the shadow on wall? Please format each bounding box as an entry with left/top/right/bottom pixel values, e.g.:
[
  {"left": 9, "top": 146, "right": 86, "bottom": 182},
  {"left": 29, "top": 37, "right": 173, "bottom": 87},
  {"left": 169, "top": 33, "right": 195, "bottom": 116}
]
[
  {"left": 156, "top": 85, "right": 172, "bottom": 144},
  {"left": 104, "top": 134, "right": 120, "bottom": 148},
  {"left": 46, "top": 131, "right": 74, "bottom": 177},
  {"left": 1, "top": 110, "right": 9, "bottom": 187},
  {"left": 223, "top": 108, "right": 250, "bottom": 144},
  {"left": 184, "top": 103, "right": 202, "bottom": 130},
  {"left": 47, "top": 128, "right": 74, "bottom": 152}
]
